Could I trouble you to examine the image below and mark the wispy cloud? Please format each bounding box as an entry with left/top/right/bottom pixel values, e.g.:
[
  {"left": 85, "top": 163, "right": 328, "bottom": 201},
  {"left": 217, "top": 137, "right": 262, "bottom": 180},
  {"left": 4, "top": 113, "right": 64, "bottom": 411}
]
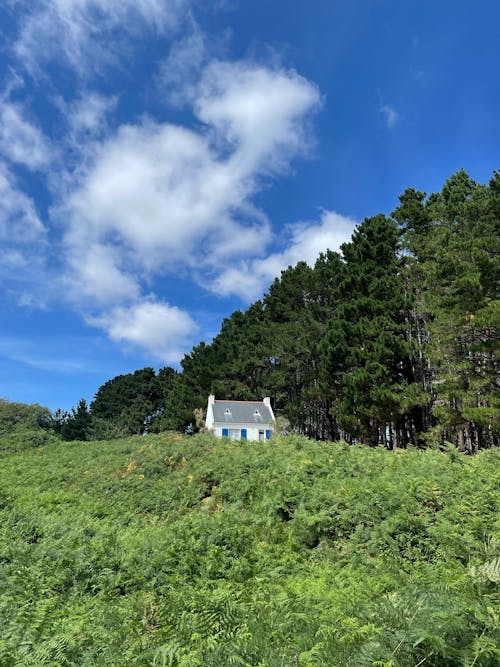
[
  {"left": 0, "top": 163, "right": 46, "bottom": 242},
  {"left": 157, "top": 19, "right": 212, "bottom": 107},
  {"left": 13, "top": 0, "right": 190, "bottom": 78},
  {"left": 65, "top": 92, "right": 118, "bottom": 139},
  {"left": 0, "top": 162, "right": 51, "bottom": 309},
  {"left": 0, "top": 101, "right": 52, "bottom": 169},
  {"left": 380, "top": 104, "right": 400, "bottom": 129},
  {"left": 0, "top": 337, "right": 103, "bottom": 374}
]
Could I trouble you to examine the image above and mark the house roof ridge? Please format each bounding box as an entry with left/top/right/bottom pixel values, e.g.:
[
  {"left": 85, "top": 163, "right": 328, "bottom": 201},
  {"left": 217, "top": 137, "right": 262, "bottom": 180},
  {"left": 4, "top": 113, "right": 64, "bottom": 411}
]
[{"left": 215, "top": 399, "right": 266, "bottom": 403}]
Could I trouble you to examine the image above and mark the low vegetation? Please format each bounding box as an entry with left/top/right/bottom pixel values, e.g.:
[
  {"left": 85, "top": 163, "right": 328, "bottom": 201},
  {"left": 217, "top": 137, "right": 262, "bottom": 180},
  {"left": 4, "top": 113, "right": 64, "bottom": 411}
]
[{"left": 0, "top": 428, "right": 498, "bottom": 666}]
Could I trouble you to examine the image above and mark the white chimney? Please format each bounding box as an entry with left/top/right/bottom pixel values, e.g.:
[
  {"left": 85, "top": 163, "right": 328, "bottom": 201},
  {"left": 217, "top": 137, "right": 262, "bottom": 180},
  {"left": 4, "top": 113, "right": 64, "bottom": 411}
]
[{"left": 206, "top": 394, "right": 216, "bottom": 431}]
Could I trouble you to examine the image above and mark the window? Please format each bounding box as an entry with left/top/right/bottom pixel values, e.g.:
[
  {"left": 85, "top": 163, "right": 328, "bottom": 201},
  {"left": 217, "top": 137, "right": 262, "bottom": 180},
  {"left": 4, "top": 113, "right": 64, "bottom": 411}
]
[
  {"left": 258, "top": 430, "right": 265, "bottom": 441},
  {"left": 228, "top": 428, "right": 240, "bottom": 440}
]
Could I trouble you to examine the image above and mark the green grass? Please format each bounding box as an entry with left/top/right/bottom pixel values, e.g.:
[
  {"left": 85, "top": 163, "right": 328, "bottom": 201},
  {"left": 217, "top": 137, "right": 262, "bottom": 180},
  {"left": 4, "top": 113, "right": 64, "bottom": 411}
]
[{"left": 0, "top": 431, "right": 498, "bottom": 666}]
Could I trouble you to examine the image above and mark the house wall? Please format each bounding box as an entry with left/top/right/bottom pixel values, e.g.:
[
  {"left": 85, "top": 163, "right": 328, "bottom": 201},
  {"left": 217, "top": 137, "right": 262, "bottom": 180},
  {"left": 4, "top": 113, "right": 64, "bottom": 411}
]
[{"left": 212, "top": 422, "right": 273, "bottom": 441}]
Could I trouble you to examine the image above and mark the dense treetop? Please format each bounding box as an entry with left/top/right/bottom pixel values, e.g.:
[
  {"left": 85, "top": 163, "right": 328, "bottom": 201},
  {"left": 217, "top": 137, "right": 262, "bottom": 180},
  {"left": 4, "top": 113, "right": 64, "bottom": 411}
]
[{"left": 157, "top": 169, "right": 498, "bottom": 451}]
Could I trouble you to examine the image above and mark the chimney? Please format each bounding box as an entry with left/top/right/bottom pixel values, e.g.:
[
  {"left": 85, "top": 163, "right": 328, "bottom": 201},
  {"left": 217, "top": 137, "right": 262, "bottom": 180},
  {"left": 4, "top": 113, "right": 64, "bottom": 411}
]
[
  {"left": 263, "top": 397, "right": 271, "bottom": 407},
  {"left": 208, "top": 394, "right": 215, "bottom": 405}
]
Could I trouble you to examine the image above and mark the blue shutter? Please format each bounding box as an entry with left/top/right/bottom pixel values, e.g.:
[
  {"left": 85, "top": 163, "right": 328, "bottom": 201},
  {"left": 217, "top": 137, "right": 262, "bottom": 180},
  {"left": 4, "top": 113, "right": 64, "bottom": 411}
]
[
  {"left": 265, "top": 429, "right": 271, "bottom": 440},
  {"left": 241, "top": 428, "right": 247, "bottom": 440},
  {"left": 222, "top": 428, "right": 228, "bottom": 437}
]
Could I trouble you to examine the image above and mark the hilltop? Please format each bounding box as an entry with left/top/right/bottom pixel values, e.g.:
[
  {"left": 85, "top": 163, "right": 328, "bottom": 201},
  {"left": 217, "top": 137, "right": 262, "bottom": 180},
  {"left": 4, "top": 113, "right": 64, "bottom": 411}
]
[{"left": 0, "top": 429, "right": 498, "bottom": 665}]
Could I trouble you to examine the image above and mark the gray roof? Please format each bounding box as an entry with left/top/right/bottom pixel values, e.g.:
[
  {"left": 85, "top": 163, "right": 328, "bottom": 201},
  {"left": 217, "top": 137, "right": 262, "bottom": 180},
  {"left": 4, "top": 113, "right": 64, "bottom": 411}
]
[{"left": 212, "top": 400, "right": 274, "bottom": 424}]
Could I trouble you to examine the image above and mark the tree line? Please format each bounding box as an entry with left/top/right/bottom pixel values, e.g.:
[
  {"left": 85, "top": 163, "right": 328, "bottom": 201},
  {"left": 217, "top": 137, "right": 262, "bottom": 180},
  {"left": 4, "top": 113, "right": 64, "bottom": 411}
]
[{"left": 56, "top": 169, "right": 499, "bottom": 452}]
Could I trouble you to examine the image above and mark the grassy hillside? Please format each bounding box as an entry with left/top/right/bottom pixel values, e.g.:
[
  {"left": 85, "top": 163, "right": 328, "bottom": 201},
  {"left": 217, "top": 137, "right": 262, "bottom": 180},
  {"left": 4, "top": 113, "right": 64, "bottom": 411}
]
[{"left": 0, "top": 431, "right": 498, "bottom": 666}]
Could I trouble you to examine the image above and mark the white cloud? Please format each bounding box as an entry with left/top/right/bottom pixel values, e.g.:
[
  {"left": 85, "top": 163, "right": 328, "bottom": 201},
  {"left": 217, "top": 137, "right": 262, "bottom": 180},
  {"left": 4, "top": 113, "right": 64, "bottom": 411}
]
[
  {"left": 59, "top": 61, "right": 320, "bottom": 301},
  {"left": 380, "top": 104, "right": 400, "bottom": 129},
  {"left": 89, "top": 300, "right": 198, "bottom": 361},
  {"left": 52, "top": 59, "right": 320, "bottom": 358},
  {"left": 13, "top": 0, "right": 189, "bottom": 76},
  {"left": 0, "top": 163, "right": 46, "bottom": 242},
  {"left": 0, "top": 101, "right": 52, "bottom": 169},
  {"left": 280, "top": 211, "right": 356, "bottom": 265},
  {"left": 3, "top": 4, "right": 326, "bottom": 362},
  {"left": 212, "top": 210, "right": 357, "bottom": 301},
  {"left": 64, "top": 121, "right": 246, "bottom": 268},
  {"left": 196, "top": 61, "right": 321, "bottom": 171},
  {"left": 64, "top": 242, "right": 141, "bottom": 306}
]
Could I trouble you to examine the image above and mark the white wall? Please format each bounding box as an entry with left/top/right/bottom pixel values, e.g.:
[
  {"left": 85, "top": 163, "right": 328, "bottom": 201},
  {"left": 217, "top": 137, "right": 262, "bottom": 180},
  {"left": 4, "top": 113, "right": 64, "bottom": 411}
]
[{"left": 213, "top": 423, "right": 273, "bottom": 441}]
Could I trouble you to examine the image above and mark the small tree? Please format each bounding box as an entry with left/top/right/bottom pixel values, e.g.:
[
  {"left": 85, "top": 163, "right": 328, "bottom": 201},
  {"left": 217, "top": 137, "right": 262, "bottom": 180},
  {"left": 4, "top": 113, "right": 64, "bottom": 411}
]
[{"left": 61, "top": 399, "right": 92, "bottom": 441}]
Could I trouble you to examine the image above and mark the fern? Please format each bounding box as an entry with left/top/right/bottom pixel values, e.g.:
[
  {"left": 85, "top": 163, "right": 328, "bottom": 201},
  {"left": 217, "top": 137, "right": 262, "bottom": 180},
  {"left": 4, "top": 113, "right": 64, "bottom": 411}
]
[
  {"left": 0, "top": 433, "right": 498, "bottom": 665},
  {"left": 471, "top": 556, "right": 500, "bottom": 582}
]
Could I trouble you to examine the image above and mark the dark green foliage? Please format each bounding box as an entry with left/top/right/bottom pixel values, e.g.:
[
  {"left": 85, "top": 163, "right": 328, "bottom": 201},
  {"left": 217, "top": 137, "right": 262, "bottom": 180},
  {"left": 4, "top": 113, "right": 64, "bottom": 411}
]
[
  {"left": 60, "top": 398, "right": 92, "bottom": 441},
  {"left": 0, "top": 432, "right": 498, "bottom": 665},
  {"left": 395, "top": 170, "right": 500, "bottom": 450},
  {"left": 321, "top": 215, "right": 420, "bottom": 446},
  {"left": 263, "top": 260, "right": 339, "bottom": 440},
  {"left": 163, "top": 169, "right": 498, "bottom": 450},
  {"left": 91, "top": 368, "right": 164, "bottom": 435},
  {"left": 51, "top": 367, "right": 179, "bottom": 440},
  {"left": 166, "top": 343, "right": 217, "bottom": 431}
]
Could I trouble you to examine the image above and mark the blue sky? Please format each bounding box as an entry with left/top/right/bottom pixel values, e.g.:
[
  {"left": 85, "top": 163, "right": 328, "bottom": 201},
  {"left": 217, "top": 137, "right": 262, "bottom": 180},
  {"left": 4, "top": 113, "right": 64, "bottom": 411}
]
[{"left": 1, "top": 0, "right": 499, "bottom": 411}]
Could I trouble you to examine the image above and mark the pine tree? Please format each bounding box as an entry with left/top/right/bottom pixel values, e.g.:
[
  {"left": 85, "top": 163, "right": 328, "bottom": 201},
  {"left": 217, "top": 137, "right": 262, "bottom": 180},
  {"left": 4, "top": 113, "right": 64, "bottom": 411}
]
[
  {"left": 61, "top": 398, "right": 92, "bottom": 441},
  {"left": 322, "top": 214, "right": 421, "bottom": 447},
  {"left": 166, "top": 342, "right": 218, "bottom": 432},
  {"left": 397, "top": 170, "right": 499, "bottom": 450}
]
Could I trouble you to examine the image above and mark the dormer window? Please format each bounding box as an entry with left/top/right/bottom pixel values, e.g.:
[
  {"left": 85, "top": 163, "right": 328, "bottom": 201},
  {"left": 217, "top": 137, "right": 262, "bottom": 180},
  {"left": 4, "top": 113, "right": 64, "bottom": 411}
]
[
  {"left": 224, "top": 408, "right": 231, "bottom": 415},
  {"left": 254, "top": 409, "right": 260, "bottom": 416}
]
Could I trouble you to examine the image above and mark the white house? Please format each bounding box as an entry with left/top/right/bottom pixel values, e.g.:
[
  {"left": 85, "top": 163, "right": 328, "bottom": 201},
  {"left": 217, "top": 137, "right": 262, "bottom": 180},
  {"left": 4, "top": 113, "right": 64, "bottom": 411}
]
[{"left": 205, "top": 395, "right": 275, "bottom": 441}]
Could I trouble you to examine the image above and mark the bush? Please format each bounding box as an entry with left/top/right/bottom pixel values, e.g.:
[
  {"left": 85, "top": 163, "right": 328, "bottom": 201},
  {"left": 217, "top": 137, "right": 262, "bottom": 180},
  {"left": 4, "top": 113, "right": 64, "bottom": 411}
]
[{"left": 0, "top": 398, "right": 53, "bottom": 435}]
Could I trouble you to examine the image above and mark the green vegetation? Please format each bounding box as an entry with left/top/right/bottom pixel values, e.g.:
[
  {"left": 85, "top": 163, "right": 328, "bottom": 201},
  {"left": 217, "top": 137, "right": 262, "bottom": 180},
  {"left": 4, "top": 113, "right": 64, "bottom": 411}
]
[
  {"left": 51, "top": 368, "right": 178, "bottom": 441},
  {"left": 3, "top": 168, "right": 496, "bottom": 661},
  {"left": 0, "top": 398, "right": 53, "bottom": 436},
  {"left": 164, "top": 169, "right": 498, "bottom": 450},
  {"left": 1, "top": 429, "right": 498, "bottom": 666},
  {"left": 56, "top": 169, "right": 499, "bottom": 451}
]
